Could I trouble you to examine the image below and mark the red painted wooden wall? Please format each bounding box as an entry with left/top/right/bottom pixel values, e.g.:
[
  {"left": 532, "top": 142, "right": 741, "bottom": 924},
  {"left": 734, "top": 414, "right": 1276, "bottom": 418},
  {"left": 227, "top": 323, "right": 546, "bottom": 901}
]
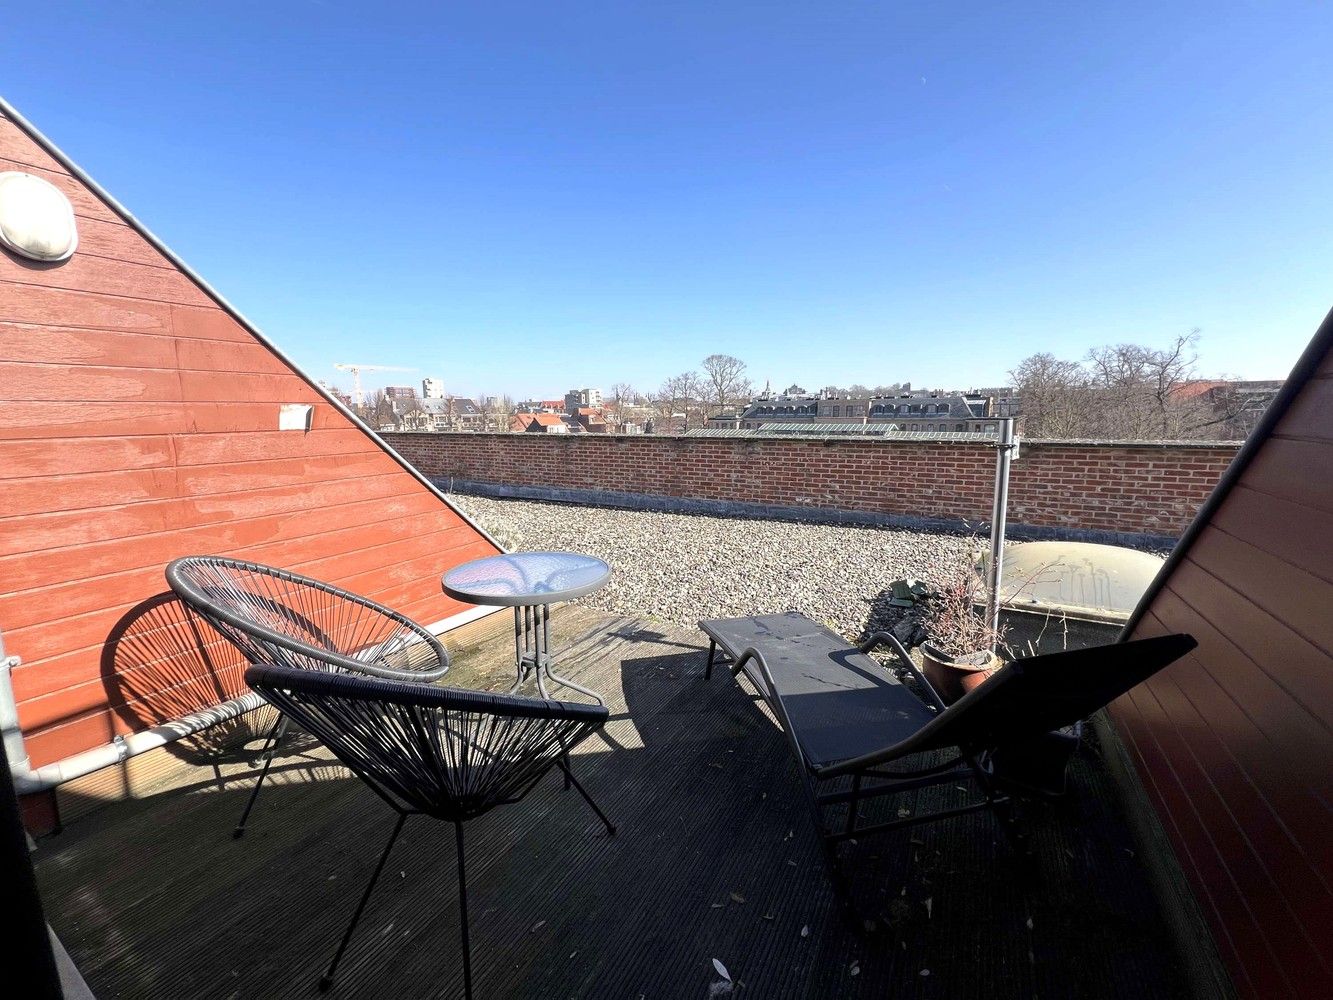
[
  {"left": 1118, "top": 311, "right": 1333, "bottom": 998},
  {"left": 0, "top": 110, "right": 498, "bottom": 770}
]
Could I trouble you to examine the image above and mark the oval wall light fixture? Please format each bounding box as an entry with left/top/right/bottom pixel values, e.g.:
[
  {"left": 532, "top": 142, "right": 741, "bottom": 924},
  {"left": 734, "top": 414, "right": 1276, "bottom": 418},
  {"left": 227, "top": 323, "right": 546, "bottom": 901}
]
[{"left": 0, "top": 170, "right": 79, "bottom": 262}]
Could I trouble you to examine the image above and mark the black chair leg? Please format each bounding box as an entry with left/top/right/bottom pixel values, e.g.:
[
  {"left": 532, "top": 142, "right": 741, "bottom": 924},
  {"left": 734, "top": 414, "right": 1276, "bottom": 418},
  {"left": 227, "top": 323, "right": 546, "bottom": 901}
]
[
  {"left": 320, "top": 812, "right": 408, "bottom": 992},
  {"left": 556, "top": 759, "right": 616, "bottom": 836},
  {"left": 455, "top": 821, "right": 474, "bottom": 1000},
  {"left": 705, "top": 639, "right": 716, "bottom": 679},
  {"left": 234, "top": 712, "right": 287, "bottom": 839}
]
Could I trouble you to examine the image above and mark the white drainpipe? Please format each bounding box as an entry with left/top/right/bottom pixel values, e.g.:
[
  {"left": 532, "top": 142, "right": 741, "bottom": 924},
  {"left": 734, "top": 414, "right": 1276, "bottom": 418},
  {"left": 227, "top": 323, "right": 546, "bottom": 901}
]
[
  {"left": 0, "top": 628, "right": 269, "bottom": 795},
  {"left": 1, "top": 606, "right": 500, "bottom": 795}
]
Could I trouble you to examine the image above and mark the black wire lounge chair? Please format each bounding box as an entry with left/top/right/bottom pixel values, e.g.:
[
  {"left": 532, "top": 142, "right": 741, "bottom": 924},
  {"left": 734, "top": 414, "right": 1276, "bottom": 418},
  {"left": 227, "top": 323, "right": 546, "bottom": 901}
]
[
  {"left": 244, "top": 662, "right": 614, "bottom": 999},
  {"left": 699, "top": 612, "right": 1196, "bottom": 893},
  {"left": 165, "top": 555, "right": 453, "bottom": 837}
]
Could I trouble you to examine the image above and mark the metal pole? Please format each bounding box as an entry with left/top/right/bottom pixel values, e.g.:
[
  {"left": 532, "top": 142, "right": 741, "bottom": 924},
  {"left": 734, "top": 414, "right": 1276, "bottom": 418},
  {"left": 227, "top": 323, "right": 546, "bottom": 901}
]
[{"left": 985, "top": 418, "right": 1017, "bottom": 648}]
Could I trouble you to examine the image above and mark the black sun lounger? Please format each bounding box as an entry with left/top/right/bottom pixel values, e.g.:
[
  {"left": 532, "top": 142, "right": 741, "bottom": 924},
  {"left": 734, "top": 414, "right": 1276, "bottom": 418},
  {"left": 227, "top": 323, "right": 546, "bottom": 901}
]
[{"left": 699, "top": 612, "right": 1195, "bottom": 890}]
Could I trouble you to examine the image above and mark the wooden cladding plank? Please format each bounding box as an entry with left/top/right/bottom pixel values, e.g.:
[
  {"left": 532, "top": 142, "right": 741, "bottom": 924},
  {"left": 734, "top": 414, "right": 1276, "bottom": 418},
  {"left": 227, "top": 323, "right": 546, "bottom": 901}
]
[
  {"left": 70, "top": 216, "right": 177, "bottom": 271},
  {"left": 1271, "top": 373, "right": 1333, "bottom": 442},
  {"left": 170, "top": 427, "right": 375, "bottom": 466},
  {"left": 0, "top": 435, "right": 175, "bottom": 480},
  {"left": 1, "top": 246, "right": 214, "bottom": 308},
  {"left": 1118, "top": 668, "right": 1298, "bottom": 997},
  {"left": 1147, "top": 594, "right": 1333, "bottom": 885},
  {"left": 1188, "top": 526, "right": 1333, "bottom": 662},
  {"left": 0, "top": 493, "right": 451, "bottom": 602},
  {"left": 172, "top": 338, "right": 290, "bottom": 375},
  {"left": 0, "top": 361, "right": 183, "bottom": 402},
  {"left": 177, "top": 369, "right": 321, "bottom": 403},
  {"left": 0, "top": 400, "right": 344, "bottom": 440},
  {"left": 0, "top": 467, "right": 180, "bottom": 520},
  {"left": 1242, "top": 438, "right": 1333, "bottom": 513},
  {"left": 169, "top": 304, "right": 256, "bottom": 344},
  {"left": 0, "top": 156, "right": 120, "bottom": 224},
  {"left": 0, "top": 474, "right": 419, "bottom": 561},
  {"left": 1164, "top": 559, "right": 1333, "bottom": 737},
  {"left": 0, "top": 117, "right": 69, "bottom": 173},
  {"left": 0, "top": 281, "right": 173, "bottom": 333},
  {"left": 0, "top": 323, "right": 180, "bottom": 368},
  {"left": 1211, "top": 485, "right": 1333, "bottom": 584}
]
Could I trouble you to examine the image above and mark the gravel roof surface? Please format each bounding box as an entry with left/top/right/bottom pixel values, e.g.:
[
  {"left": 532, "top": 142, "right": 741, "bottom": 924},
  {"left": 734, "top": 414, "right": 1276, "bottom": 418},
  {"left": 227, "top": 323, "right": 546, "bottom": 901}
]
[{"left": 449, "top": 495, "right": 973, "bottom": 641}]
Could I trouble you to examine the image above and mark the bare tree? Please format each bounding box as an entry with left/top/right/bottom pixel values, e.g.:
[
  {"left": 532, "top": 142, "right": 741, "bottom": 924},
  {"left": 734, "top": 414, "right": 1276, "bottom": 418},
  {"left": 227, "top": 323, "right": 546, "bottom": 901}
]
[
  {"left": 1008, "top": 353, "right": 1089, "bottom": 438},
  {"left": 608, "top": 382, "right": 635, "bottom": 433},
  {"left": 700, "top": 354, "right": 750, "bottom": 416},
  {"left": 657, "top": 371, "right": 705, "bottom": 431}
]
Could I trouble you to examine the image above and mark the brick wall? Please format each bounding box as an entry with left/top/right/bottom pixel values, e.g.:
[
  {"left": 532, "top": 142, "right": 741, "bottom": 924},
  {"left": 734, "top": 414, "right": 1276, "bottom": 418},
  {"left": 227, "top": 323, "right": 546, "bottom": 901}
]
[{"left": 382, "top": 432, "right": 1240, "bottom": 541}]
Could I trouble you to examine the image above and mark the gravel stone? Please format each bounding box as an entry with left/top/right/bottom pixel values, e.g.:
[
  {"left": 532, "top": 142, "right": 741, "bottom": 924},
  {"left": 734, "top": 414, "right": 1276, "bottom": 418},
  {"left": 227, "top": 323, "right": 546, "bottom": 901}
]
[{"left": 450, "top": 495, "right": 974, "bottom": 642}]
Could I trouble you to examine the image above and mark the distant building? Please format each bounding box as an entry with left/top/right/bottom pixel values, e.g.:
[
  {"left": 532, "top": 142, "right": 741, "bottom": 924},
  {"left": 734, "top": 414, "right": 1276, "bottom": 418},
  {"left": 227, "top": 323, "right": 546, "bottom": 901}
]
[
  {"left": 420, "top": 397, "right": 483, "bottom": 431},
  {"left": 422, "top": 377, "right": 445, "bottom": 399},
  {"left": 1175, "top": 379, "right": 1284, "bottom": 438},
  {"left": 738, "top": 389, "right": 1001, "bottom": 434},
  {"left": 516, "top": 399, "right": 565, "bottom": 414},
  {"left": 564, "top": 387, "right": 603, "bottom": 412},
  {"left": 511, "top": 412, "right": 569, "bottom": 434},
  {"left": 568, "top": 407, "right": 608, "bottom": 433},
  {"left": 384, "top": 385, "right": 416, "bottom": 400}
]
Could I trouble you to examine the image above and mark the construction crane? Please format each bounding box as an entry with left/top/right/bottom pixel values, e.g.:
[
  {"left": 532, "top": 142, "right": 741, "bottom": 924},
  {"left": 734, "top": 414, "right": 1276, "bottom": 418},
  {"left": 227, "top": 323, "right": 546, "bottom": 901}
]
[{"left": 333, "top": 363, "right": 417, "bottom": 407}]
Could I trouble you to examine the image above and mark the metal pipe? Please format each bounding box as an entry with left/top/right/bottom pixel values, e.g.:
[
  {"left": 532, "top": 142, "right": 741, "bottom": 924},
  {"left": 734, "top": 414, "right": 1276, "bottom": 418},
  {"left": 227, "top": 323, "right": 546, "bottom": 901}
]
[
  {"left": 984, "top": 418, "right": 1017, "bottom": 646},
  {"left": 2, "top": 605, "right": 493, "bottom": 794}
]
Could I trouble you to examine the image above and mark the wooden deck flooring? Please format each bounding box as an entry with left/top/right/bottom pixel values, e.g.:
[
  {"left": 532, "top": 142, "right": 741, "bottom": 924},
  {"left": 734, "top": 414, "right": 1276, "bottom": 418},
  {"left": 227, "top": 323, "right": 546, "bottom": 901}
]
[{"left": 35, "top": 610, "right": 1189, "bottom": 999}]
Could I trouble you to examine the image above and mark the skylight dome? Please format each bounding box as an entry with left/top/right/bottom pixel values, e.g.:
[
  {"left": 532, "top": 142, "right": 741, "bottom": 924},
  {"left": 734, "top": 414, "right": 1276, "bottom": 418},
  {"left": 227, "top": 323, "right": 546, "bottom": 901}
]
[{"left": 0, "top": 171, "right": 78, "bottom": 262}]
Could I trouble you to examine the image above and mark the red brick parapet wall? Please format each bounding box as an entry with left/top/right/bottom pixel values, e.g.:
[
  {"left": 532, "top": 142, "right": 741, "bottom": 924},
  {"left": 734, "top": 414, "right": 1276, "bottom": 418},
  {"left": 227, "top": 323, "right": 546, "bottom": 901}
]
[{"left": 381, "top": 432, "right": 1241, "bottom": 542}]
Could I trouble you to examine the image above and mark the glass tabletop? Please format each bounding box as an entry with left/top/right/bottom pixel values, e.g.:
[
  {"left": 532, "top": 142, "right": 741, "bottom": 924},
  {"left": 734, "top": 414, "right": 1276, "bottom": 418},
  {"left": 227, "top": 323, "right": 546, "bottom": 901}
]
[{"left": 442, "top": 551, "right": 611, "bottom": 606}]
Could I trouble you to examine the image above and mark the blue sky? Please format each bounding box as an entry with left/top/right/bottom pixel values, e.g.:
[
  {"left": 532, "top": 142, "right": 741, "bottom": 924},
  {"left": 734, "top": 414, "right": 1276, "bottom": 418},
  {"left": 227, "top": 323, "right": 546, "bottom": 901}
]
[{"left": 5, "top": 2, "right": 1330, "bottom": 399}]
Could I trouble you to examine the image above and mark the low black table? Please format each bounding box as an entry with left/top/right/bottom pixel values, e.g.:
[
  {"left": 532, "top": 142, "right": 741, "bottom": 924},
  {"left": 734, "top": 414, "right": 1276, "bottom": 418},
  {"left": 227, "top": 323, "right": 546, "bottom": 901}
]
[{"left": 443, "top": 551, "right": 611, "bottom": 704}]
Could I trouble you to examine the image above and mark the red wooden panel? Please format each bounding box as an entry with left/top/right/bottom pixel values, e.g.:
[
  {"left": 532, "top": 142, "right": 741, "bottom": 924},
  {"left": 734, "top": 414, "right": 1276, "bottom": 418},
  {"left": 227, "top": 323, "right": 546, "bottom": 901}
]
[
  {"left": 171, "top": 427, "right": 375, "bottom": 466},
  {"left": 0, "top": 113, "right": 498, "bottom": 779},
  {"left": 1210, "top": 485, "right": 1333, "bottom": 582},
  {"left": 1271, "top": 374, "right": 1333, "bottom": 441},
  {"left": 0, "top": 281, "right": 174, "bottom": 333},
  {"left": 0, "top": 491, "right": 449, "bottom": 599},
  {"left": 173, "top": 338, "right": 292, "bottom": 375},
  {"left": 70, "top": 216, "right": 178, "bottom": 271},
  {"left": 178, "top": 369, "right": 323, "bottom": 403},
  {"left": 0, "top": 116, "right": 68, "bottom": 172},
  {"left": 0, "top": 247, "right": 214, "bottom": 308},
  {"left": 0, "top": 323, "right": 180, "bottom": 368},
  {"left": 1117, "top": 677, "right": 1297, "bottom": 997},
  {"left": 0, "top": 156, "right": 120, "bottom": 224},
  {"left": 0, "top": 474, "right": 416, "bottom": 559},
  {"left": 0, "top": 467, "right": 180, "bottom": 519},
  {"left": 1241, "top": 437, "right": 1333, "bottom": 513},
  {"left": 0, "top": 435, "right": 174, "bottom": 479},
  {"left": 170, "top": 304, "right": 257, "bottom": 343},
  {"left": 0, "top": 362, "right": 183, "bottom": 402}
]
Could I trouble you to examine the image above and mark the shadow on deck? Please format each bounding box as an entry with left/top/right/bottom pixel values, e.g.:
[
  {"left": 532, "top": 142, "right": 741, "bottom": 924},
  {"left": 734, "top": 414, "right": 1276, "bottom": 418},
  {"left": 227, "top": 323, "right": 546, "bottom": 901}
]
[{"left": 35, "top": 611, "right": 1188, "bottom": 999}]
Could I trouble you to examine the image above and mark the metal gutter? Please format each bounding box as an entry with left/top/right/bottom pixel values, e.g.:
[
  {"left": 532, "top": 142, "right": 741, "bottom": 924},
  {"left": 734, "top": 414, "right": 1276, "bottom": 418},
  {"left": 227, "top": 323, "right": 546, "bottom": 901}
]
[
  {"left": 1119, "top": 304, "right": 1333, "bottom": 640},
  {"left": 0, "top": 95, "right": 506, "bottom": 556}
]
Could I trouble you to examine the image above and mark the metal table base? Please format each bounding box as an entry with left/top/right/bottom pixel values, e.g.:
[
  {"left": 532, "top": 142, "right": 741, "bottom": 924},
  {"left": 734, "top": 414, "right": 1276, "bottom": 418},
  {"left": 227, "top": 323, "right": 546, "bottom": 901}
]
[{"left": 510, "top": 603, "right": 604, "bottom": 705}]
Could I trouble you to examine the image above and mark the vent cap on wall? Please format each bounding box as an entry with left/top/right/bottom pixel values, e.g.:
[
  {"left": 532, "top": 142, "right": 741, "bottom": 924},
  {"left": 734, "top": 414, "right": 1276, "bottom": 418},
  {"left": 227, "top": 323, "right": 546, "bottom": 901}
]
[{"left": 0, "top": 171, "right": 78, "bottom": 262}]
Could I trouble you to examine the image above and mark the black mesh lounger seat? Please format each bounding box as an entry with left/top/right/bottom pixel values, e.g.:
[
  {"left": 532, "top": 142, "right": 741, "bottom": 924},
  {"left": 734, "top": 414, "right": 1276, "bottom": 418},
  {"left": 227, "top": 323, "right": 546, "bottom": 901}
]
[
  {"left": 245, "top": 663, "right": 614, "bottom": 1000},
  {"left": 166, "top": 555, "right": 453, "bottom": 837},
  {"left": 699, "top": 612, "right": 1196, "bottom": 894}
]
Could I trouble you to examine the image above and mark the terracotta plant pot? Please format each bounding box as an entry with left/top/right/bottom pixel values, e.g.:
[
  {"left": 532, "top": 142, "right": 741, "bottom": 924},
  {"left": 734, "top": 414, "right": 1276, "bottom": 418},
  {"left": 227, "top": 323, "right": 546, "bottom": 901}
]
[{"left": 920, "top": 642, "right": 1002, "bottom": 705}]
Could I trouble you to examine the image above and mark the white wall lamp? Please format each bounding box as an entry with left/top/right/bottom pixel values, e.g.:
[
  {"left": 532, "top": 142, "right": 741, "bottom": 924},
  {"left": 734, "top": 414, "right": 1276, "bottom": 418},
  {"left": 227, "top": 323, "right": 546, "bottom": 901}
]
[{"left": 0, "top": 171, "right": 78, "bottom": 262}]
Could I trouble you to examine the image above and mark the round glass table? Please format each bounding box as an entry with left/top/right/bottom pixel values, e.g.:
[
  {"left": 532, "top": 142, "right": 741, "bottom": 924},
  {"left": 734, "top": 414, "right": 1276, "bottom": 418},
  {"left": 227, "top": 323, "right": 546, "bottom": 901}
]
[{"left": 442, "top": 551, "right": 611, "bottom": 704}]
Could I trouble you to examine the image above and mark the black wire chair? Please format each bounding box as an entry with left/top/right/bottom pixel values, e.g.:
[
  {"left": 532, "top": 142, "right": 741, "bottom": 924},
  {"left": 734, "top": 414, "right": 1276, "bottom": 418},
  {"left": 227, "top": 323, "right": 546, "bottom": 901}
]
[
  {"left": 245, "top": 662, "right": 614, "bottom": 999},
  {"left": 165, "top": 556, "right": 453, "bottom": 837}
]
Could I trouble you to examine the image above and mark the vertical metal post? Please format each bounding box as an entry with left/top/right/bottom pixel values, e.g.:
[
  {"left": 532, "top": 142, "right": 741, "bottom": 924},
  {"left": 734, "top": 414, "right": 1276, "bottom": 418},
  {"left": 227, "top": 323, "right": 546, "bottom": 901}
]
[{"left": 985, "top": 418, "right": 1017, "bottom": 648}]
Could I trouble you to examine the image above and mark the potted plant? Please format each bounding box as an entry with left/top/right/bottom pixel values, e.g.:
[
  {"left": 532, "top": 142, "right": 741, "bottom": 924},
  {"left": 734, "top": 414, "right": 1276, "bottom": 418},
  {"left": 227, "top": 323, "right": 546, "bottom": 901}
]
[{"left": 918, "top": 553, "right": 1007, "bottom": 704}]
